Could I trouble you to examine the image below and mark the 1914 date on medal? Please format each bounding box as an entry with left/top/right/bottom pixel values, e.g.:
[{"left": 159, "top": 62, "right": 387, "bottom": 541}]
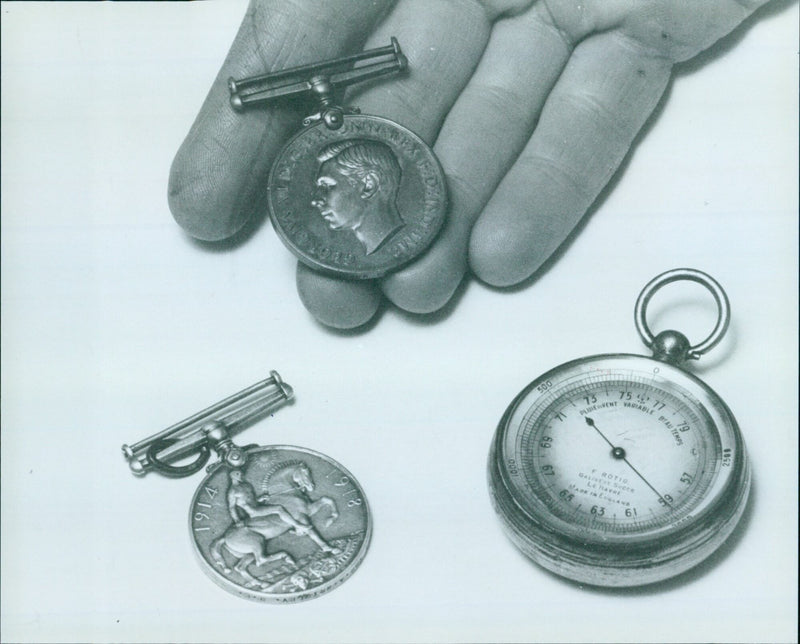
[{"left": 229, "top": 39, "right": 448, "bottom": 279}]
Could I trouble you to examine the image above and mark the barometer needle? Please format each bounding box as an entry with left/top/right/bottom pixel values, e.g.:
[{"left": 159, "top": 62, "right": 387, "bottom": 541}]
[
  {"left": 584, "top": 416, "right": 616, "bottom": 450},
  {"left": 584, "top": 417, "right": 672, "bottom": 508}
]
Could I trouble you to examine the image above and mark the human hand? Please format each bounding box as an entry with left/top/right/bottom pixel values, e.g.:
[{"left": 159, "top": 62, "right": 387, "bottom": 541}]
[{"left": 169, "top": 0, "right": 771, "bottom": 329}]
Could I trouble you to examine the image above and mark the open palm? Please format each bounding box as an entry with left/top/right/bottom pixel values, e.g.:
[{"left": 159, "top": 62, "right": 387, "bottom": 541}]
[{"left": 169, "top": 0, "right": 771, "bottom": 328}]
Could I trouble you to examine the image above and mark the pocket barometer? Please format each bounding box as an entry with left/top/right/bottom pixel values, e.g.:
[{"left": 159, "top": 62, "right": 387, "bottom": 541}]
[{"left": 488, "top": 269, "right": 750, "bottom": 587}]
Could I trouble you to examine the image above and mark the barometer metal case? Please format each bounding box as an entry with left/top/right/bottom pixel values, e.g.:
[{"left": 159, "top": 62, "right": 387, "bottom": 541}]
[{"left": 488, "top": 269, "right": 750, "bottom": 587}]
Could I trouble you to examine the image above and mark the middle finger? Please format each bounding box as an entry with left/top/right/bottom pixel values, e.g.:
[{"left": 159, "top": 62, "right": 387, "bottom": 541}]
[
  {"left": 295, "top": 0, "right": 492, "bottom": 327},
  {"left": 384, "top": 1, "right": 574, "bottom": 312}
]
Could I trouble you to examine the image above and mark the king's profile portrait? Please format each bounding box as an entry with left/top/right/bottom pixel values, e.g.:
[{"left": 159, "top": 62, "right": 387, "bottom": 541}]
[{"left": 311, "top": 139, "right": 404, "bottom": 255}]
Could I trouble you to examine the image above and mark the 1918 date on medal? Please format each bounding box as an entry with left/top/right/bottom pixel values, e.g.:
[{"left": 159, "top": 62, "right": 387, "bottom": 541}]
[
  {"left": 191, "top": 445, "right": 371, "bottom": 603},
  {"left": 229, "top": 39, "right": 448, "bottom": 279}
]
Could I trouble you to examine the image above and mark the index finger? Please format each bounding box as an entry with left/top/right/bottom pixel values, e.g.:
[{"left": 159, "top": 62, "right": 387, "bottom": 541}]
[{"left": 168, "top": 0, "right": 395, "bottom": 241}]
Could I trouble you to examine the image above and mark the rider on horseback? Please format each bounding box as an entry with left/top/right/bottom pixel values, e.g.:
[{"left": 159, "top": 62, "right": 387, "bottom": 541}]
[{"left": 227, "top": 469, "right": 308, "bottom": 534}]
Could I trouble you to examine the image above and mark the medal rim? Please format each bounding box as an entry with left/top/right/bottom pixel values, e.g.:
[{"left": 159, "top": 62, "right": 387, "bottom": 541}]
[{"left": 189, "top": 444, "right": 372, "bottom": 603}]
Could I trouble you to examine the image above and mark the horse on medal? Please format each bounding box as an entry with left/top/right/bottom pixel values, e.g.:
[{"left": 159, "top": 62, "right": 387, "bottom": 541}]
[{"left": 209, "top": 461, "right": 340, "bottom": 588}]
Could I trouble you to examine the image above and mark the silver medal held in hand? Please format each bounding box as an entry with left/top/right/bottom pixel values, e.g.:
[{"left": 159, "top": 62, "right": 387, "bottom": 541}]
[
  {"left": 123, "top": 372, "right": 371, "bottom": 602},
  {"left": 229, "top": 39, "right": 447, "bottom": 279},
  {"left": 488, "top": 269, "right": 750, "bottom": 587}
]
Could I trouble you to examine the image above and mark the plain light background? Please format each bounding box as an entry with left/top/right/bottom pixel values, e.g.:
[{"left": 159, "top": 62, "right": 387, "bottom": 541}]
[{"left": 1, "top": 1, "right": 797, "bottom": 642}]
